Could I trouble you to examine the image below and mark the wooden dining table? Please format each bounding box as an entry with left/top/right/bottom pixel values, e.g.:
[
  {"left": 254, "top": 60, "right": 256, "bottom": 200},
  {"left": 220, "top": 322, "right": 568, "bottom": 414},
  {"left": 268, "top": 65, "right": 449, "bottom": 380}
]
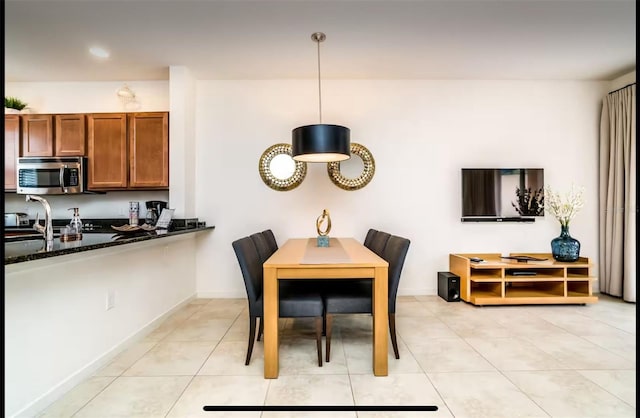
[{"left": 263, "top": 237, "right": 389, "bottom": 378}]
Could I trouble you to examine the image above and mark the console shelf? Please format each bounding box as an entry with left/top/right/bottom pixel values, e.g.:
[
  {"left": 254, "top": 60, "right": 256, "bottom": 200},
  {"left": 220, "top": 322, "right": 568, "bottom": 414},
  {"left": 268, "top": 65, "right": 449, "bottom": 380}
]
[{"left": 449, "top": 253, "right": 598, "bottom": 306}]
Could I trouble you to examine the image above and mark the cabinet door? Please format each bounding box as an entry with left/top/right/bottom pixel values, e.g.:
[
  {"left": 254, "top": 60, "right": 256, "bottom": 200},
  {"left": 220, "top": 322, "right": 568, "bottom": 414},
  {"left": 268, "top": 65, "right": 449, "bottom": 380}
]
[
  {"left": 55, "top": 114, "right": 86, "bottom": 156},
  {"left": 128, "top": 112, "right": 169, "bottom": 188},
  {"left": 22, "top": 114, "right": 53, "bottom": 156},
  {"left": 5, "top": 115, "right": 21, "bottom": 190},
  {"left": 87, "top": 113, "right": 127, "bottom": 189}
]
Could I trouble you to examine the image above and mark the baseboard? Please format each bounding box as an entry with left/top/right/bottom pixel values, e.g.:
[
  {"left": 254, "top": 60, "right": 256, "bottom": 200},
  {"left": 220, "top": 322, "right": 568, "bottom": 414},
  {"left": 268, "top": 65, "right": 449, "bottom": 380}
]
[
  {"left": 13, "top": 294, "right": 197, "bottom": 418},
  {"left": 197, "top": 290, "right": 246, "bottom": 298},
  {"left": 397, "top": 287, "right": 437, "bottom": 296}
]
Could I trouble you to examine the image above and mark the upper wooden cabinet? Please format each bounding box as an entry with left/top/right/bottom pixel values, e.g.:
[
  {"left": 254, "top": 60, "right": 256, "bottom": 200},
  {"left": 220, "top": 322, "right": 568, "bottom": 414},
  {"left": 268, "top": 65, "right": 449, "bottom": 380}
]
[
  {"left": 55, "top": 114, "right": 86, "bottom": 156},
  {"left": 5, "top": 115, "right": 21, "bottom": 190},
  {"left": 22, "top": 114, "right": 53, "bottom": 156},
  {"left": 19, "top": 113, "right": 86, "bottom": 157},
  {"left": 87, "top": 112, "right": 169, "bottom": 190},
  {"left": 128, "top": 112, "right": 169, "bottom": 188},
  {"left": 87, "top": 113, "right": 128, "bottom": 189}
]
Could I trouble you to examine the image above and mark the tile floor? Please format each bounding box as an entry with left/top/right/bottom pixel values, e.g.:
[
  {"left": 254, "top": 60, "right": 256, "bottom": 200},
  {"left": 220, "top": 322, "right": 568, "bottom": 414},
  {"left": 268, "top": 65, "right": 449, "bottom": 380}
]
[{"left": 38, "top": 294, "right": 635, "bottom": 418}]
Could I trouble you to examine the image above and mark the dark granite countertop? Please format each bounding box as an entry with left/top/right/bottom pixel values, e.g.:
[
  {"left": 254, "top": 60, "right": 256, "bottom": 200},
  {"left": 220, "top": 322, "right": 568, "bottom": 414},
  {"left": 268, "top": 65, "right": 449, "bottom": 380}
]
[{"left": 4, "top": 224, "right": 214, "bottom": 265}]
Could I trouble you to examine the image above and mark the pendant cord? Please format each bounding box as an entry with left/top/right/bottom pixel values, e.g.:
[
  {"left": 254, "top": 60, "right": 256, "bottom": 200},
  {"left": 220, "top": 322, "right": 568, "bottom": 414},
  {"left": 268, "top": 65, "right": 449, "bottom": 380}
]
[{"left": 317, "top": 38, "right": 322, "bottom": 124}]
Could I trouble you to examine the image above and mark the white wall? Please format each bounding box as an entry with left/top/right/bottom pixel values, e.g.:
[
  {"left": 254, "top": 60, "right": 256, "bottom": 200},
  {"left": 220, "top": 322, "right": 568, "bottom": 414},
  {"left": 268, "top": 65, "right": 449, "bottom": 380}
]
[
  {"left": 4, "top": 234, "right": 199, "bottom": 418},
  {"left": 194, "top": 79, "right": 609, "bottom": 297},
  {"left": 5, "top": 81, "right": 169, "bottom": 114},
  {"left": 4, "top": 191, "right": 169, "bottom": 220}
]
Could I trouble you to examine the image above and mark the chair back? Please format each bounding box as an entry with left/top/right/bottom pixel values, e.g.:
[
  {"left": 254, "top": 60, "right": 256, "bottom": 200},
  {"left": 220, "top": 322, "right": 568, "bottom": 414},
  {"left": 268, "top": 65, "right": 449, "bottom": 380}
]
[
  {"left": 383, "top": 235, "right": 411, "bottom": 313},
  {"left": 368, "top": 231, "right": 391, "bottom": 256},
  {"left": 262, "top": 229, "right": 279, "bottom": 254},
  {"left": 250, "top": 232, "right": 273, "bottom": 263},
  {"left": 364, "top": 228, "right": 378, "bottom": 247},
  {"left": 232, "top": 236, "right": 263, "bottom": 310}
]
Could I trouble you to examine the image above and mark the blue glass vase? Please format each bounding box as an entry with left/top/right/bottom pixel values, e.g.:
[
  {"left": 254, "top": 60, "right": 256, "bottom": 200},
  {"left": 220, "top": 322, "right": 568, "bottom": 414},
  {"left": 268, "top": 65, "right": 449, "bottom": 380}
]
[{"left": 551, "top": 224, "right": 580, "bottom": 262}]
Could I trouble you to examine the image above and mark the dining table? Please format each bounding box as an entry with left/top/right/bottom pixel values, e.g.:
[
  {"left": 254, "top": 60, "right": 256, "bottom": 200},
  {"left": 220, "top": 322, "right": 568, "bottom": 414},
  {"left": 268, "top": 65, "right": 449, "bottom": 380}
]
[{"left": 262, "top": 237, "right": 389, "bottom": 378}]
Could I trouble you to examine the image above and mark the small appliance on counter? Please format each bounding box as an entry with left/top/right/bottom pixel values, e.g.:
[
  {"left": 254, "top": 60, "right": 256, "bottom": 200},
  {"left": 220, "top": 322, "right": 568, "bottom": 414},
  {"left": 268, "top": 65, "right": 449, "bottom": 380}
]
[
  {"left": 60, "top": 208, "right": 83, "bottom": 242},
  {"left": 4, "top": 213, "right": 30, "bottom": 227},
  {"left": 144, "top": 201, "right": 168, "bottom": 226}
]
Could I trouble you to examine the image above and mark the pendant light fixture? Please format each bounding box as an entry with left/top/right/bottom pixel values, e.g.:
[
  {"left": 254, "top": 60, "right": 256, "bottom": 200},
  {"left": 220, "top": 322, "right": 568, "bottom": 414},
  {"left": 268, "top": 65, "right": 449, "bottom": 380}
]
[{"left": 292, "top": 32, "right": 351, "bottom": 163}]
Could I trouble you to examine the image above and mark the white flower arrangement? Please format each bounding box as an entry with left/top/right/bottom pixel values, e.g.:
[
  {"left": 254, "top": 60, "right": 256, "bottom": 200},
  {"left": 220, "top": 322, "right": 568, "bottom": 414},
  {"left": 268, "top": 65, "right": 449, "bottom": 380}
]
[{"left": 544, "top": 184, "right": 585, "bottom": 227}]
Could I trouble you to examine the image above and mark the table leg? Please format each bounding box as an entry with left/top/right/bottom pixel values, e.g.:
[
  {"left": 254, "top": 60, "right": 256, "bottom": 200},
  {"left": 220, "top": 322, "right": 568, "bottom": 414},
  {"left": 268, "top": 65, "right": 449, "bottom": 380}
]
[
  {"left": 263, "top": 267, "right": 279, "bottom": 378},
  {"left": 372, "top": 265, "right": 389, "bottom": 376}
]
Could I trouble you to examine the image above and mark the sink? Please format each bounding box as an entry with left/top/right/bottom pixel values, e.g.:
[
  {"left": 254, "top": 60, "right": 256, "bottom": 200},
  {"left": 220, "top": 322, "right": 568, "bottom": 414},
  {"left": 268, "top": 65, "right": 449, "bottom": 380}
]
[{"left": 4, "top": 238, "right": 52, "bottom": 258}]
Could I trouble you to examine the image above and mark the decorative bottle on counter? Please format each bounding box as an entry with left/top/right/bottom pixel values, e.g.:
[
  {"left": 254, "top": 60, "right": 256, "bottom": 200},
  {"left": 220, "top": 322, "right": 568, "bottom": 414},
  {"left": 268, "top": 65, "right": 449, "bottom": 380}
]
[
  {"left": 61, "top": 207, "right": 83, "bottom": 242},
  {"left": 129, "top": 201, "right": 139, "bottom": 226}
]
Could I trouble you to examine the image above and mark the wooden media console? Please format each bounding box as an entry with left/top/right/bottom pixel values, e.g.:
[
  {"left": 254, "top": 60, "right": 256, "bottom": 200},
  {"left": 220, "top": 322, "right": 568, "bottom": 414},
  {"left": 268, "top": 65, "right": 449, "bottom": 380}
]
[{"left": 449, "top": 253, "right": 598, "bottom": 306}]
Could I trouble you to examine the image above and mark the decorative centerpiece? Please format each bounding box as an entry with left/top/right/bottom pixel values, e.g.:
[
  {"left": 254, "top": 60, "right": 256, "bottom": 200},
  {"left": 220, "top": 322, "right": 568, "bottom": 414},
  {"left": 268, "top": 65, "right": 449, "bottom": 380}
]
[
  {"left": 316, "top": 209, "right": 332, "bottom": 247},
  {"left": 545, "top": 184, "right": 584, "bottom": 262}
]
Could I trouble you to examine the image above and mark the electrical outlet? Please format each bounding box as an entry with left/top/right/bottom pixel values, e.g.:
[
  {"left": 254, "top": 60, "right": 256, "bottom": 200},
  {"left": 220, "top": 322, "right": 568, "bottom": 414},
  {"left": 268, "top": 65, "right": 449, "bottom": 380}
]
[{"left": 106, "top": 290, "right": 116, "bottom": 311}]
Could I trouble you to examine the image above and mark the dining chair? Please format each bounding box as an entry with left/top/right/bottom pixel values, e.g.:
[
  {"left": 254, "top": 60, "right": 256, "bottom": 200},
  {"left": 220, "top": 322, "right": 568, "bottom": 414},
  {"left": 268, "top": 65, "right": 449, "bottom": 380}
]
[
  {"left": 261, "top": 229, "right": 279, "bottom": 254},
  {"left": 367, "top": 230, "right": 391, "bottom": 256},
  {"left": 363, "top": 228, "right": 378, "bottom": 248},
  {"left": 322, "top": 233, "right": 410, "bottom": 362},
  {"left": 232, "top": 235, "right": 325, "bottom": 367}
]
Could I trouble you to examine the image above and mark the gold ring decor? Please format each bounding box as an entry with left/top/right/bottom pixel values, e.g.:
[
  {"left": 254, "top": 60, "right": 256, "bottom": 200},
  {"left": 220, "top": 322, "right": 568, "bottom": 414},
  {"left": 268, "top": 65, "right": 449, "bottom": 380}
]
[
  {"left": 327, "top": 143, "right": 375, "bottom": 191},
  {"left": 259, "top": 143, "right": 307, "bottom": 191},
  {"left": 316, "top": 209, "right": 332, "bottom": 236}
]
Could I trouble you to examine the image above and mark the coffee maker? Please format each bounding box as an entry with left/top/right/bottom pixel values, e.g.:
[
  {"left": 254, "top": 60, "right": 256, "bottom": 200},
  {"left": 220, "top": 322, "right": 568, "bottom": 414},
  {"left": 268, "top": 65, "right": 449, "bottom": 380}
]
[{"left": 145, "top": 201, "right": 168, "bottom": 225}]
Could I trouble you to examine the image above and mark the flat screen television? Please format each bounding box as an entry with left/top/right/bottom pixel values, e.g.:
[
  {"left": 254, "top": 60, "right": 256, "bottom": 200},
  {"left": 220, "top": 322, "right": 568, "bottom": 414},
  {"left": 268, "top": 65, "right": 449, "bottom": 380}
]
[{"left": 461, "top": 168, "right": 544, "bottom": 222}]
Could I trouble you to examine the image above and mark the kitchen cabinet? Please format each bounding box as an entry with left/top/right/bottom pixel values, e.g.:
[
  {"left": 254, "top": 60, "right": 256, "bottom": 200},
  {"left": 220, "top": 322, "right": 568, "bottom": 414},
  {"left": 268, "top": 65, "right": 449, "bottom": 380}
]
[
  {"left": 19, "top": 114, "right": 86, "bottom": 157},
  {"left": 5, "top": 115, "right": 21, "bottom": 190},
  {"left": 128, "top": 112, "right": 169, "bottom": 188},
  {"left": 87, "top": 113, "right": 128, "bottom": 189},
  {"left": 87, "top": 112, "right": 169, "bottom": 190},
  {"left": 21, "top": 114, "right": 53, "bottom": 157},
  {"left": 55, "top": 114, "right": 86, "bottom": 156}
]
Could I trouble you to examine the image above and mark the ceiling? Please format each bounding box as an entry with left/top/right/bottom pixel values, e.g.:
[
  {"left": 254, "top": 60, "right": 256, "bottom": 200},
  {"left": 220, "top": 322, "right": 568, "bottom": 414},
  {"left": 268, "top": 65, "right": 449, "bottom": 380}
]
[{"left": 5, "top": 0, "right": 636, "bottom": 83}]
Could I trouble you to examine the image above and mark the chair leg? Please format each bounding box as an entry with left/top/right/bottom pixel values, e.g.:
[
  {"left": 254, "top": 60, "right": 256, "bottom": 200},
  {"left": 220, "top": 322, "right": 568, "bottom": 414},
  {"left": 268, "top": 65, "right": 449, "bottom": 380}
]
[
  {"left": 315, "top": 317, "right": 323, "bottom": 367},
  {"left": 325, "top": 314, "right": 333, "bottom": 362},
  {"left": 246, "top": 315, "right": 257, "bottom": 366},
  {"left": 389, "top": 313, "right": 400, "bottom": 359},
  {"left": 322, "top": 312, "right": 327, "bottom": 336},
  {"left": 256, "top": 316, "right": 264, "bottom": 341}
]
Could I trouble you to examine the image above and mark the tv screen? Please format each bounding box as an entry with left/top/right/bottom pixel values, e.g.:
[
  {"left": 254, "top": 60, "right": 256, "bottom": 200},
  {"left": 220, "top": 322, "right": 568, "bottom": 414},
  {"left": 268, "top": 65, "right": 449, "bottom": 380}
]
[{"left": 461, "top": 168, "right": 544, "bottom": 222}]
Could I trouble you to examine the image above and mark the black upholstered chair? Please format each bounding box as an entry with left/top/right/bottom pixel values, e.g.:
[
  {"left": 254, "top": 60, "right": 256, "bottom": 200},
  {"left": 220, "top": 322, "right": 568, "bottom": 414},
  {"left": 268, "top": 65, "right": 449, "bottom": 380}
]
[
  {"left": 261, "top": 229, "right": 279, "bottom": 254},
  {"left": 363, "top": 228, "right": 378, "bottom": 248},
  {"left": 322, "top": 233, "right": 410, "bottom": 362},
  {"left": 367, "top": 230, "right": 391, "bottom": 257},
  {"left": 232, "top": 234, "right": 324, "bottom": 367}
]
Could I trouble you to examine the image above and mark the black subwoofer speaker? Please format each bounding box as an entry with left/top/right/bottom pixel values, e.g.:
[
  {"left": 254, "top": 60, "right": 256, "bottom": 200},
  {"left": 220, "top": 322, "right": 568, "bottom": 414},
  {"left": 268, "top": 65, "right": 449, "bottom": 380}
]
[{"left": 438, "top": 272, "right": 461, "bottom": 302}]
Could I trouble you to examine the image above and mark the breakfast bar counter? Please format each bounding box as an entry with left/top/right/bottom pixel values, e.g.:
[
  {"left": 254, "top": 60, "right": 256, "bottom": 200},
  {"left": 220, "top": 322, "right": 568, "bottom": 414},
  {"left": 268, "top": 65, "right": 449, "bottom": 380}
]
[{"left": 4, "top": 226, "right": 215, "bottom": 265}]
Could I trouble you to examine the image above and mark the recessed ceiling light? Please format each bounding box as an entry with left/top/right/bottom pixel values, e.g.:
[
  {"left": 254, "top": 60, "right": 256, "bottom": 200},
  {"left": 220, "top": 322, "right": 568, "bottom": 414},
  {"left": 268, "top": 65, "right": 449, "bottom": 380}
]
[{"left": 89, "top": 46, "right": 110, "bottom": 59}]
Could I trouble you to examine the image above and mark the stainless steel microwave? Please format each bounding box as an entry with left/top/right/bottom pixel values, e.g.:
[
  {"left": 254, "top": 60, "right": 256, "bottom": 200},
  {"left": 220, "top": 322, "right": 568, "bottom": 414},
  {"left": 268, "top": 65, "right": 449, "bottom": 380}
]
[{"left": 16, "top": 156, "right": 87, "bottom": 194}]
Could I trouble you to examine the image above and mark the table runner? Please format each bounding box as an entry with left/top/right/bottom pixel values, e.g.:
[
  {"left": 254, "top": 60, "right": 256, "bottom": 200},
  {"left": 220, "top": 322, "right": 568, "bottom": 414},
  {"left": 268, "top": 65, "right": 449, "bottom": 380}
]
[{"left": 300, "top": 238, "right": 352, "bottom": 264}]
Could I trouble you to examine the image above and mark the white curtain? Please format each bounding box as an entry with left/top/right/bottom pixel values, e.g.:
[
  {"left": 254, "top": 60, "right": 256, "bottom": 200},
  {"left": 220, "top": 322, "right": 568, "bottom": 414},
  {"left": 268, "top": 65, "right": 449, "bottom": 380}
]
[{"left": 598, "top": 84, "right": 636, "bottom": 302}]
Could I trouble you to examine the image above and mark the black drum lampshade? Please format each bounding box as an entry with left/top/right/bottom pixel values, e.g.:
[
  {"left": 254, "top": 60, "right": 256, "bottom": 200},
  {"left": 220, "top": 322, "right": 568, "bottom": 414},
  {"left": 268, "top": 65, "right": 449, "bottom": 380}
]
[{"left": 292, "top": 124, "right": 350, "bottom": 162}]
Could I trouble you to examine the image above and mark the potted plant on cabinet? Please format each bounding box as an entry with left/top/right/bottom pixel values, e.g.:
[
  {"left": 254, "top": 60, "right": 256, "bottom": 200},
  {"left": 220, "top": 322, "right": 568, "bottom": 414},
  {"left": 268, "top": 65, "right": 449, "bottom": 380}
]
[{"left": 5, "top": 96, "right": 29, "bottom": 114}]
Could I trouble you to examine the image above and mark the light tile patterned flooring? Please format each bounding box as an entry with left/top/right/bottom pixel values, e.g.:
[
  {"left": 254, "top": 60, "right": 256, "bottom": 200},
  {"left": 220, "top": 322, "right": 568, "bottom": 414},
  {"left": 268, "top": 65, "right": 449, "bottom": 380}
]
[{"left": 38, "top": 294, "right": 635, "bottom": 417}]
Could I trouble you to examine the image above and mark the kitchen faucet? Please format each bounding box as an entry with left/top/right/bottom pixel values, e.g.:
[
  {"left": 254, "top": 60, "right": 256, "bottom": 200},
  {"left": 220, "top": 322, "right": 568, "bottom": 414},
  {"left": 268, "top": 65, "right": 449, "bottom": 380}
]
[{"left": 26, "top": 194, "right": 54, "bottom": 250}]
